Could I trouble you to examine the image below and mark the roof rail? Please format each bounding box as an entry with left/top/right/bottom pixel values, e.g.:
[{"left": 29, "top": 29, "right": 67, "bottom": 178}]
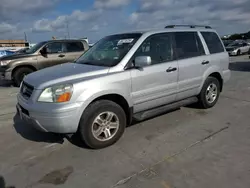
[{"left": 165, "top": 25, "right": 212, "bottom": 29}]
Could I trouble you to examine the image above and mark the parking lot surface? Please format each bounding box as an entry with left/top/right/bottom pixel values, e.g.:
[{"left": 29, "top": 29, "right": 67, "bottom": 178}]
[{"left": 0, "top": 55, "right": 250, "bottom": 188}]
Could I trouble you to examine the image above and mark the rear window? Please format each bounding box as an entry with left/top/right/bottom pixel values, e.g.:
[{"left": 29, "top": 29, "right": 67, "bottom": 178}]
[
  {"left": 174, "top": 32, "right": 205, "bottom": 59},
  {"left": 201, "top": 32, "right": 224, "bottom": 54},
  {"left": 64, "top": 41, "right": 84, "bottom": 52}
]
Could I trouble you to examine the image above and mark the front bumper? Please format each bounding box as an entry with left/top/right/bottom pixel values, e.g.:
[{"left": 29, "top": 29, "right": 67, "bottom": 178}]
[
  {"left": 227, "top": 50, "right": 237, "bottom": 56},
  {"left": 222, "top": 70, "right": 231, "bottom": 84},
  {"left": 0, "top": 68, "right": 12, "bottom": 80},
  {"left": 17, "top": 93, "right": 84, "bottom": 133}
]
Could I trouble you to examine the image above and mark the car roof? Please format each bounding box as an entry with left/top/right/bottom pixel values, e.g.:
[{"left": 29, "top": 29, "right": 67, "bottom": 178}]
[
  {"left": 111, "top": 27, "right": 217, "bottom": 36},
  {"left": 43, "top": 39, "right": 86, "bottom": 43}
]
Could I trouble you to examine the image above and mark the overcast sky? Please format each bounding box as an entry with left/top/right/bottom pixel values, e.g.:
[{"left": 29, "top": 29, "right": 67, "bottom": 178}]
[{"left": 0, "top": 0, "right": 250, "bottom": 43}]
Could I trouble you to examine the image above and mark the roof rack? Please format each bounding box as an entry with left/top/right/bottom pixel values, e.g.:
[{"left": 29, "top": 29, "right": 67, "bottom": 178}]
[{"left": 165, "top": 25, "right": 212, "bottom": 29}]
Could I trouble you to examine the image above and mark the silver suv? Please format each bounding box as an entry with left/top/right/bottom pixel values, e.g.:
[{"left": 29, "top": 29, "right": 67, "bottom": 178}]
[{"left": 17, "top": 25, "right": 231, "bottom": 149}]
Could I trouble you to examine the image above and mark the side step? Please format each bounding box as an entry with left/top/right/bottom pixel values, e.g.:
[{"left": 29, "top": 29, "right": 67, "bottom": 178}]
[{"left": 133, "top": 97, "right": 198, "bottom": 121}]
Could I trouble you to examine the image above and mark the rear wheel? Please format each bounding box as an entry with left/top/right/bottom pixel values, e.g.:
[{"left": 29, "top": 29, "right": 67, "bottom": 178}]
[
  {"left": 78, "top": 100, "right": 126, "bottom": 149},
  {"left": 13, "top": 67, "right": 33, "bottom": 87},
  {"left": 198, "top": 77, "right": 220, "bottom": 109}
]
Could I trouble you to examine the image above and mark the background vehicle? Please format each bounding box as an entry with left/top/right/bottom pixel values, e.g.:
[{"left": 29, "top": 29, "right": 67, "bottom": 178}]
[
  {"left": 17, "top": 25, "right": 230, "bottom": 149},
  {"left": 0, "top": 39, "right": 89, "bottom": 86},
  {"left": 222, "top": 40, "right": 233, "bottom": 47},
  {"left": 226, "top": 42, "right": 250, "bottom": 56},
  {"left": 15, "top": 47, "right": 30, "bottom": 54},
  {"left": 0, "top": 50, "right": 14, "bottom": 57}
]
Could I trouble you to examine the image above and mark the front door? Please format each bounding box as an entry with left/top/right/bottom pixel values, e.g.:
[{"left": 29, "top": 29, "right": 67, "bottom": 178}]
[
  {"left": 37, "top": 42, "right": 67, "bottom": 69},
  {"left": 242, "top": 43, "right": 249, "bottom": 53},
  {"left": 130, "top": 33, "right": 178, "bottom": 113}
]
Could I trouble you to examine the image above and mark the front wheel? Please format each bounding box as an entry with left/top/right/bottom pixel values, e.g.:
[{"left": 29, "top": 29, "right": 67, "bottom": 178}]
[
  {"left": 237, "top": 50, "right": 241, "bottom": 56},
  {"left": 13, "top": 67, "right": 33, "bottom": 87},
  {"left": 78, "top": 100, "right": 126, "bottom": 149},
  {"left": 198, "top": 77, "right": 220, "bottom": 109}
]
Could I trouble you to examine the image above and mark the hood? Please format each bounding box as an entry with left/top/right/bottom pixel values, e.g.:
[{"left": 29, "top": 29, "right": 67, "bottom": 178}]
[
  {"left": 0, "top": 53, "right": 34, "bottom": 60},
  {"left": 226, "top": 47, "right": 236, "bottom": 51},
  {"left": 24, "top": 62, "right": 109, "bottom": 89}
]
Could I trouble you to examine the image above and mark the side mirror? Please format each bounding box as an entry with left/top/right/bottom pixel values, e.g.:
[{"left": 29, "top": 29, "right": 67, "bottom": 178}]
[
  {"left": 134, "top": 56, "right": 152, "bottom": 68},
  {"left": 40, "top": 47, "right": 47, "bottom": 55}
]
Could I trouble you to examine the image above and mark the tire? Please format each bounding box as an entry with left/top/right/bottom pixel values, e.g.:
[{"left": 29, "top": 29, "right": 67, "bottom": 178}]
[
  {"left": 78, "top": 100, "right": 126, "bottom": 149},
  {"left": 13, "top": 67, "right": 33, "bottom": 87},
  {"left": 198, "top": 77, "right": 220, "bottom": 109},
  {"left": 237, "top": 50, "right": 241, "bottom": 56}
]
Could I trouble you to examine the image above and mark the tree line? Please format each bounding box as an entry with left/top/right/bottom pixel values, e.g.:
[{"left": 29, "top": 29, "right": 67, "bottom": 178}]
[{"left": 223, "top": 31, "right": 250, "bottom": 40}]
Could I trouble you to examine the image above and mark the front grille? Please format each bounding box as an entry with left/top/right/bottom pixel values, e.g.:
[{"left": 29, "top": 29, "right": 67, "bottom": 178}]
[{"left": 21, "top": 82, "right": 34, "bottom": 100}]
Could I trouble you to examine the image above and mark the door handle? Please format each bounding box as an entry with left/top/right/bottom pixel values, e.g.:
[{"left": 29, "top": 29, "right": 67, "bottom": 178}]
[
  {"left": 166, "top": 67, "right": 177, "bottom": 72},
  {"left": 58, "top": 54, "right": 65, "bottom": 58},
  {"left": 202, "top": 60, "right": 209, "bottom": 65}
]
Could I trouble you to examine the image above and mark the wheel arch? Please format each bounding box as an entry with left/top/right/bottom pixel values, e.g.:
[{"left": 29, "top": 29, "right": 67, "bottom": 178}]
[
  {"left": 77, "top": 91, "right": 133, "bottom": 128},
  {"left": 91, "top": 94, "right": 133, "bottom": 125},
  {"left": 200, "top": 66, "right": 223, "bottom": 93},
  {"left": 208, "top": 72, "right": 223, "bottom": 92},
  {"left": 11, "top": 64, "right": 37, "bottom": 79}
]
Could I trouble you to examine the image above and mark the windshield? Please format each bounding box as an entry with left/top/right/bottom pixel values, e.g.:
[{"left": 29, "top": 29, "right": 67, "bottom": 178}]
[
  {"left": 75, "top": 33, "right": 142, "bottom": 67},
  {"left": 25, "top": 41, "right": 47, "bottom": 54}
]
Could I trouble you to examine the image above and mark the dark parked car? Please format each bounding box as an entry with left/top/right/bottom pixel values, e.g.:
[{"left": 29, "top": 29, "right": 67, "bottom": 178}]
[{"left": 0, "top": 39, "right": 89, "bottom": 86}]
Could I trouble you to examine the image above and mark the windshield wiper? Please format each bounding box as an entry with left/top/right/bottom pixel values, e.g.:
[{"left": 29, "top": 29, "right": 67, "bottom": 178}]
[{"left": 77, "top": 61, "right": 111, "bottom": 67}]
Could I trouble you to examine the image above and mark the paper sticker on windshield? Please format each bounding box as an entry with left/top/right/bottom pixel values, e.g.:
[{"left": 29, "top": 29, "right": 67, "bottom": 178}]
[{"left": 117, "top": 39, "right": 134, "bottom": 45}]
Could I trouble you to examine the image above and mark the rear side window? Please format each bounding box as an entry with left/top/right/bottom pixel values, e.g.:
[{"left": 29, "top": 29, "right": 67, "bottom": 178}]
[
  {"left": 64, "top": 42, "right": 84, "bottom": 52},
  {"left": 201, "top": 32, "right": 224, "bottom": 54},
  {"left": 174, "top": 32, "right": 205, "bottom": 59}
]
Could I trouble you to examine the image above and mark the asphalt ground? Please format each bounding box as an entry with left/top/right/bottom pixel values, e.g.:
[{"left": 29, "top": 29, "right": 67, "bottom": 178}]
[{"left": 0, "top": 55, "right": 250, "bottom": 188}]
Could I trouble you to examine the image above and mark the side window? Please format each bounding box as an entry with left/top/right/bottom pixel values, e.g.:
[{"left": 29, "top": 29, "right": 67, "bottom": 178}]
[
  {"left": 201, "top": 32, "right": 224, "bottom": 54},
  {"left": 46, "top": 43, "right": 63, "bottom": 54},
  {"left": 174, "top": 32, "right": 205, "bottom": 59},
  {"left": 134, "top": 33, "right": 173, "bottom": 65},
  {"left": 64, "top": 42, "right": 84, "bottom": 52}
]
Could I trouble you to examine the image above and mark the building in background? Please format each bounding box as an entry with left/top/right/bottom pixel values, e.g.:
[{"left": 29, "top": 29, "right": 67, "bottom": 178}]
[{"left": 0, "top": 40, "right": 30, "bottom": 51}]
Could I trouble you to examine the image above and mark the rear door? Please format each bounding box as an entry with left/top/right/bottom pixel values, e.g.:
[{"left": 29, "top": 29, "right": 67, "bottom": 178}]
[
  {"left": 131, "top": 33, "right": 179, "bottom": 113},
  {"left": 174, "top": 32, "right": 208, "bottom": 100},
  {"left": 63, "top": 41, "right": 86, "bottom": 62},
  {"left": 200, "top": 31, "right": 228, "bottom": 72}
]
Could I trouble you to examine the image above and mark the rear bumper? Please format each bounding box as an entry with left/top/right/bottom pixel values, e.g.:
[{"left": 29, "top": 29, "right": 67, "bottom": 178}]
[
  {"left": 17, "top": 94, "right": 84, "bottom": 133},
  {"left": 222, "top": 70, "right": 231, "bottom": 84}
]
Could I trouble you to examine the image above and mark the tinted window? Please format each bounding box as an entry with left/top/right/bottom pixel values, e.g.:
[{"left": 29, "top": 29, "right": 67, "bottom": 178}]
[
  {"left": 134, "top": 33, "right": 173, "bottom": 65},
  {"left": 46, "top": 43, "right": 63, "bottom": 54},
  {"left": 64, "top": 42, "right": 84, "bottom": 52},
  {"left": 175, "top": 32, "right": 205, "bottom": 59},
  {"left": 201, "top": 32, "right": 224, "bottom": 54}
]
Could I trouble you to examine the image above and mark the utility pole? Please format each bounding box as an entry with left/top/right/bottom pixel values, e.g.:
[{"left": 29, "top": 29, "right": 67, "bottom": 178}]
[{"left": 66, "top": 17, "right": 70, "bottom": 39}]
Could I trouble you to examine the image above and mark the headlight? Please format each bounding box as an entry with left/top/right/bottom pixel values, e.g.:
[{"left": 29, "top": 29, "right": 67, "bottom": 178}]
[
  {"left": 38, "top": 84, "right": 73, "bottom": 103},
  {"left": 0, "top": 60, "right": 11, "bottom": 66}
]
